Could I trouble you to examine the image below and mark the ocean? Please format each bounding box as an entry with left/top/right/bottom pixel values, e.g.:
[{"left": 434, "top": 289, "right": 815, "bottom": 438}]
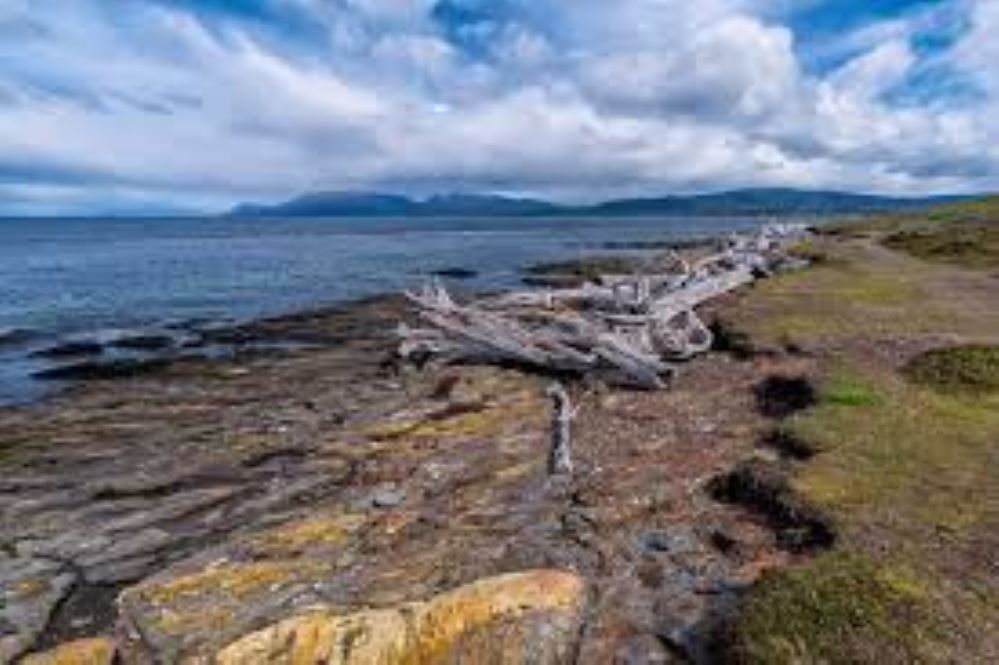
[{"left": 0, "top": 214, "right": 774, "bottom": 404}]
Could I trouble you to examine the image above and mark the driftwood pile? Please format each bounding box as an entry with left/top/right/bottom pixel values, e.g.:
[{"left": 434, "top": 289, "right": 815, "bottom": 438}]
[{"left": 398, "top": 224, "right": 810, "bottom": 390}]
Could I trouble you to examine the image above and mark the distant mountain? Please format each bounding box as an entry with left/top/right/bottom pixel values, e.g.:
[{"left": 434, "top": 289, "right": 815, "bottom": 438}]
[
  {"left": 585, "top": 188, "right": 965, "bottom": 216},
  {"left": 229, "top": 188, "right": 964, "bottom": 218},
  {"left": 231, "top": 191, "right": 413, "bottom": 217}
]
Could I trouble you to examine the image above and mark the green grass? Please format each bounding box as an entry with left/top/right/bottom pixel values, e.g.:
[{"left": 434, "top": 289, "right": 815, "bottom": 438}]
[
  {"left": 728, "top": 365, "right": 999, "bottom": 662},
  {"left": 904, "top": 345, "right": 999, "bottom": 396},
  {"left": 877, "top": 196, "right": 999, "bottom": 269},
  {"left": 735, "top": 251, "right": 938, "bottom": 348},
  {"left": 723, "top": 201, "right": 999, "bottom": 661},
  {"left": 821, "top": 371, "right": 882, "bottom": 408},
  {"left": 730, "top": 553, "right": 946, "bottom": 664},
  {"left": 884, "top": 223, "right": 999, "bottom": 269}
]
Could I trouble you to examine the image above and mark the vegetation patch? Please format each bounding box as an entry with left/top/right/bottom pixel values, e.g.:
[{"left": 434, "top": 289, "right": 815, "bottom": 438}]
[
  {"left": 709, "top": 318, "right": 757, "bottom": 359},
  {"left": 753, "top": 376, "right": 817, "bottom": 419},
  {"left": 880, "top": 197, "right": 999, "bottom": 269},
  {"left": 726, "top": 553, "right": 944, "bottom": 664},
  {"left": 885, "top": 223, "right": 999, "bottom": 269},
  {"left": 722, "top": 200, "right": 999, "bottom": 661},
  {"left": 709, "top": 460, "right": 835, "bottom": 553},
  {"left": 760, "top": 428, "right": 815, "bottom": 460},
  {"left": 903, "top": 345, "right": 999, "bottom": 396},
  {"left": 821, "top": 371, "right": 882, "bottom": 408}
]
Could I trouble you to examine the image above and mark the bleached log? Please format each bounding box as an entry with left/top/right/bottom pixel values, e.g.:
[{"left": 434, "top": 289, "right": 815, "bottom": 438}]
[
  {"left": 546, "top": 383, "right": 574, "bottom": 476},
  {"left": 398, "top": 224, "right": 810, "bottom": 388}
]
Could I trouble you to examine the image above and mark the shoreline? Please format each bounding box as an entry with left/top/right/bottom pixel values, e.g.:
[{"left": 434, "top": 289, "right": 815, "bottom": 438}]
[
  {"left": 10, "top": 205, "right": 996, "bottom": 663},
  {"left": 0, "top": 232, "right": 726, "bottom": 410},
  {"left": 1, "top": 229, "right": 793, "bottom": 662}
]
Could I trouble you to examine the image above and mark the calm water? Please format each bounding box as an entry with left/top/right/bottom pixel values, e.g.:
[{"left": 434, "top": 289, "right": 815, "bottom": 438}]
[{"left": 0, "top": 215, "right": 772, "bottom": 403}]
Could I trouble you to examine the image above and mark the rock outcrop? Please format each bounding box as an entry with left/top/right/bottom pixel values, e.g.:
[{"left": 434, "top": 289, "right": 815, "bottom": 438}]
[
  {"left": 215, "top": 570, "right": 585, "bottom": 664},
  {"left": 20, "top": 637, "right": 117, "bottom": 665}
]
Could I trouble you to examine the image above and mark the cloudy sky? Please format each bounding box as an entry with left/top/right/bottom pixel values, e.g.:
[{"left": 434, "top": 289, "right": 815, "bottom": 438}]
[{"left": 0, "top": 0, "right": 996, "bottom": 214}]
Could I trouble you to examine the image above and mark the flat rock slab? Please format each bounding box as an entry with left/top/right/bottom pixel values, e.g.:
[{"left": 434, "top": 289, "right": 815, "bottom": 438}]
[
  {"left": 214, "top": 570, "right": 584, "bottom": 665},
  {"left": 0, "top": 555, "right": 76, "bottom": 663}
]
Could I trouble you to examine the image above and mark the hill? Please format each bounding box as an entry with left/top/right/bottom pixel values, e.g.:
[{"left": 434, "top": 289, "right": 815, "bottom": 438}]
[{"left": 229, "top": 188, "right": 964, "bottom": 218}]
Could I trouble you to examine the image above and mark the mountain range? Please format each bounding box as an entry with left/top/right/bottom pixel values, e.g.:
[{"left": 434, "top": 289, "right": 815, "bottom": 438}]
[{"left": 229, "top": 188, "right": 966, "bottom": 218}]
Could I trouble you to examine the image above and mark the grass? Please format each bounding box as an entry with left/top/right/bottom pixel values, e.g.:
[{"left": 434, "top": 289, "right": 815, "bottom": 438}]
[
  {"left": 734, "top": 250, "right": 938, "bottom": 349},
  {"left": 876, "top": 196, "right": 999, "bottom": 269},
  {"left": 728, "top": 363, "right": 999, "bottom": 661},
  {"left": 724, "top": 199, "right": 999, "bottom": 661},
  {"left": 903, "top": 345, "right": 999, "bottom": 396},
  {"left": 730, "top": 553, "right": 947, "bottom": 664},
  {"left": 885, "top": 223, "right": 999, "bottom": 269}
]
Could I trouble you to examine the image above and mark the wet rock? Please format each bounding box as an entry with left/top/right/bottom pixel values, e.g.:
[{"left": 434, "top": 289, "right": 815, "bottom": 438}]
[
  {"left": 214, "top": 570, "right": 585, "bottom": 665},
  {"left": 0, "top": 327, "right": 35, "bottom": 348},
  {"left": 32, "top": 341, "right": 104, "bottom": 359},
  {"left": 430, "top": 267, "right": 479, "bottom": 280},
  {"left": 108, "top": 333, "right": 175, "bottom": 351},
  {"left": 20, "top": 637, "right": 117, "bottom": 665},
  {"left": 33, "top": 358, "right": 172, "bottom": 381}
]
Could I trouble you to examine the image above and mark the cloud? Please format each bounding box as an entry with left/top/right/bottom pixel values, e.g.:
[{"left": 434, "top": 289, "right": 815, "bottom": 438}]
[{"left": 0, "top": 0, "right": 996, "bottom": 214}]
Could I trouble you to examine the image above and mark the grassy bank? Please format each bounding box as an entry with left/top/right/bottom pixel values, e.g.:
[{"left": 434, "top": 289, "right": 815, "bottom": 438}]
[{"left": 723, "top": 198, "right": 999, "bottom": 662}]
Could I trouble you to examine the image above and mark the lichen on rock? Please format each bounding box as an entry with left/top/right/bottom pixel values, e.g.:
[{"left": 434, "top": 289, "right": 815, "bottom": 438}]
[
  {"left": 214, "top": 570, "right": 585, "bottom": 665},
  {"left": 20, "top": 637, "right": 117, "bottom": 665}
]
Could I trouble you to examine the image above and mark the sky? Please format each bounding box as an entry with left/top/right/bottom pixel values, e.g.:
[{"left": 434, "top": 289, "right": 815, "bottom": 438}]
[{"left": 0, "top": 0, "right": 997, "bottom": 215}]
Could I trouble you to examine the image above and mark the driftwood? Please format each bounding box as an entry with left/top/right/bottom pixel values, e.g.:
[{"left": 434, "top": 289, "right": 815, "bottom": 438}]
[
  {"left": 398, "top": 224, "right": 809, "bottom": 389},
  {"left": 546, "top": 383, "right": 574, "bottom": 476}
]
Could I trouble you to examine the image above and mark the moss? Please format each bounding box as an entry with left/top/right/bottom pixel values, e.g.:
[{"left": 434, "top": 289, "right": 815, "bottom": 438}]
[
  {"left": 729, "top": 553, "right": 944, "bottom": 664},
  {"left": 903, "top": 345, "right": 999, "bottom": 396}
]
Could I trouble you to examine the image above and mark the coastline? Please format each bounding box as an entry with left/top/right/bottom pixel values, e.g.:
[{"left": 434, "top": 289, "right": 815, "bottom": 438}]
[
  {"left": 5, "top": 204, "right": 999, "bottom": 662},
  {"left": 2, "top": 235, "right": 789, "bottom": 662}
]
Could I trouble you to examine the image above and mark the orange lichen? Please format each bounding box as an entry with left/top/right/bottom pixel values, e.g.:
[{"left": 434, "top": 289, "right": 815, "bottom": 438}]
[
  {"left": 214, "top": 570, "right": 584, "bottom": 665},
  {"left": 21, "top": 637, "right": 117, "bottom": 665}
]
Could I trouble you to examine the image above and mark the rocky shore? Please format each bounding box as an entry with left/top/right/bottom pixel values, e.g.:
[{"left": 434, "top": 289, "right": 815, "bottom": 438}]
[
  {"left": 6, "top": 202, "right": 998, "bottom": 663},
  {"left": 0, "top": 241, "right": 819, "bottom": 664}
]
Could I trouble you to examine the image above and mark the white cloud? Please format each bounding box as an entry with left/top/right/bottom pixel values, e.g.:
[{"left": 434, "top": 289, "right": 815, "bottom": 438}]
[{"left": 0, "top": 0, "right": 996, "bottom": 214}]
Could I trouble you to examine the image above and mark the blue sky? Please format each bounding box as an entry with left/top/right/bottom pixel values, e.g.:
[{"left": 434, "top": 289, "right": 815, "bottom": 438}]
[{"left": 0, "top": 0, "right": 996, "bottom": 214}]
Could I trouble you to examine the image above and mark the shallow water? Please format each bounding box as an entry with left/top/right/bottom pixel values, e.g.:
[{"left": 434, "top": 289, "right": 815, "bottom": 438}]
[{"left": 0, "top": 214, "right": 773, "bottom": 403}]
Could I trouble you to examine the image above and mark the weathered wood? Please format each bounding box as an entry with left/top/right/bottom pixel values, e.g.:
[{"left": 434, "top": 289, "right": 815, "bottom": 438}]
[
  {"left": 398, "top": 224, "right": 809, "bottom": 387},
  {"left": 546, "top": 383, "right": 574, "bottom": 475}
]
